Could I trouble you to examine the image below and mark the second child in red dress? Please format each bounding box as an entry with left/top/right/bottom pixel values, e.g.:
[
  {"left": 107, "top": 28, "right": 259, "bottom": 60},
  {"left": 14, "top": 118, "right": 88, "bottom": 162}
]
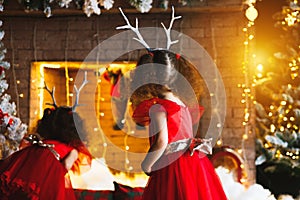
[{"left": 0, "top": 77, "right": 92, "bottom": 200}]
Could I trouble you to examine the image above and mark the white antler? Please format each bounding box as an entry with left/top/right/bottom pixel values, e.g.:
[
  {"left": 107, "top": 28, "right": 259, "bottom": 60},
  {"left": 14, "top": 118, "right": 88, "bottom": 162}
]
[
  {"left": 116, "top": 7, "right": 150, "bottom": 49},
  {"left": 72, "top": 71, "right": 89, "bottom": 112},
  {"left": 161, "top": 6, "right": 182, "bottom": 50}
]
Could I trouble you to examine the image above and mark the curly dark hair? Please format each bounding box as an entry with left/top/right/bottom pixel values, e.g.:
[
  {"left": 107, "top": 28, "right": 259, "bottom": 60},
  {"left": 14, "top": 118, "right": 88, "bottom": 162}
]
[
  {"left": 36, "top": 107, "right": 88, "bottom": 151},
  {"left": 130, "top": 50, "right": 203, "bottom": 108}
]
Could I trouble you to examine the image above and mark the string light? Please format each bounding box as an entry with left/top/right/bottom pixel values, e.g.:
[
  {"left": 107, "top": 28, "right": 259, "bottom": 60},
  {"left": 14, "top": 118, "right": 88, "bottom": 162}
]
[
  {"left": 95, "top": 71, "right": 108, "bottom": 159},
  {"left": 216, "top": 139, "right": 222, "bottom": 146},
  {"left": 9, "top": 22, "right": 21, "bottom": 118},
  {"left": 237, "top": 149, "right": 243, "bottom": 154},
  {"left": 285, "top": 10, "right": 299, "bottom": 26},
  {"left": 64, "top": 21, "right": 70, "bottom": 106},
  {"left": 279, "top": 2, "right": 300, "bottom": 79},
  {"left": 245, "top": 4, "right": 258, "bottom": 22},
  {"left": 237, "top": 0, "right": 259, "bottom": 185},
  {"left": 211, "top": 22, "right": 224, "bottom": 147},
  {"left": 39, "top": 64, "right": 45, "bottom": 119},
  {"left": 270, "top": 124, "right": 276, "bottom": 133}
]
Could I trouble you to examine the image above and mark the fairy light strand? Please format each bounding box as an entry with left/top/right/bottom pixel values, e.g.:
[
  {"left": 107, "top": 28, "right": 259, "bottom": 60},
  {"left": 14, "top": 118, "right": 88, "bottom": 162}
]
[
  {"left": 210, "top": 23, "right": 224, "bottom": 147},
  {"left": 238, "top": 1, "right": 258, "bottom": 184},
  {"left": 124, "top": 30, "right": 133, "bottom": 172},
  {"left": 241, "top": 21, "right": 251, "bottom": 183},
  {"left": 64, "top": 20, "right": 70, "bottom": 106},
  {"left": 33, "top": 22, "right": 44, "bottom": 119},
  {"left": 9, "top": 20, "right": 20, "bottom": 117},
  {"left": 96, "top": 17, "right": 108, "bottom": 160}
]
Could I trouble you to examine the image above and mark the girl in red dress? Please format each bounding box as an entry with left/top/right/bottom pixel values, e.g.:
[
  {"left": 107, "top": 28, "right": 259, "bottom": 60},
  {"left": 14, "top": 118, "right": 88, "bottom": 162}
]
[
  {"left": 131, "top": 50, "right": 228, "bottom": 200},
  {"left": 0, "top": 106, "right": 92, "bottom": 200}
]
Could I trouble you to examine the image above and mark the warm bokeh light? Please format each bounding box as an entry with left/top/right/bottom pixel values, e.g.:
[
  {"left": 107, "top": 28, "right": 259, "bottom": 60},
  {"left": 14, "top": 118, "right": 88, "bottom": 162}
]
[
  {"left": 245, "top": 5, "right": 258, "bottom": 21},
  {"left": 256, "top": 64, "right": 263, "bottom": 72}
]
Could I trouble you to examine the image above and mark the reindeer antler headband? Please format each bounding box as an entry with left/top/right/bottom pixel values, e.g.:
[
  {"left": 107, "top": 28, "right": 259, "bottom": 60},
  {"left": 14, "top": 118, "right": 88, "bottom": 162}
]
[
  {"left": 72, "top": 71, "right": 89, "bottom": 112},
  {"left": 116, "top": 6, "right": 182, "bottom": 51},
  {"left": 43, "top": 82, "right": 58, "bottom": 109},
  {"left": 42, "top": 71, "right": 89, "bottom": 112}
]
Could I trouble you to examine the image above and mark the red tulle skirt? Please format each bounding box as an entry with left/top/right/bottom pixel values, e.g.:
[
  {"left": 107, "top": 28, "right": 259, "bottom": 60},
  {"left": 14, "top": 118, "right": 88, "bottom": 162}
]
[
  {"left": 142, "top": 151, "right": 228, "bottom": 200},
  {"left": 0, "top": 146, "right": 76, "bottom": 200}
]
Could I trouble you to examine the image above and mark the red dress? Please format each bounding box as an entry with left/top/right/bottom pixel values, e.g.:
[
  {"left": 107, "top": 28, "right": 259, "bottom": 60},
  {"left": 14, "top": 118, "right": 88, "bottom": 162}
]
[
  {"left": 133, "top": 98, "right": 228, "bottom": 200},
  {"left": 0, "top": 139, "right": 79, "bottom": 200}
]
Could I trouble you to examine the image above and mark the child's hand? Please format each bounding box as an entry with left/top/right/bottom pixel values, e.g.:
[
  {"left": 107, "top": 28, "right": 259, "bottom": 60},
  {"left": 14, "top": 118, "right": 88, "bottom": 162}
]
[{"left": 62, "top": 149, "right": 78, "bottom": 171}]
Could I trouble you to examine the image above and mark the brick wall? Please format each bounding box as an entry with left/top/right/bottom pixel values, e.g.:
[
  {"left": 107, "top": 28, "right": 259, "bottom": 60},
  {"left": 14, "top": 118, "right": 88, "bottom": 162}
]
[{"left": 0, "top": 1, "right": 256, "bottom": 184}]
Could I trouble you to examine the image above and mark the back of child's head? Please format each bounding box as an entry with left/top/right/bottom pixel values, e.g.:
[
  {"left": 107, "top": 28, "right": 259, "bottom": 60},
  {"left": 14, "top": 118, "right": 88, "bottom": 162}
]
[
  {"left": 37, "top": 106, "right": 87, "bottom": 148},
  {"left": 131, "top": 50, "right": 203, "bottom": 107},
  {"left": 134, "top": 50, "right": 178, "bottom": 87}
]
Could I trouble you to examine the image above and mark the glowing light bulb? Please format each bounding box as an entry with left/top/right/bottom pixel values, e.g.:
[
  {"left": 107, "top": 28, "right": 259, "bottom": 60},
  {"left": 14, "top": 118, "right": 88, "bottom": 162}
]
[
  {"left": 270, "top": 124, "right": 276, "bottom": 133},
  {"left": 280, "top": 126, "right": 285, "bottom": 132},
  {"left": 245, "top": 5, "right": 258, "bottom": 21},
  {"left": 257, "top": 64, "right": 263, "bottom": 72},
  {"left": 280, "top": 101, "right": 287, "bottom": 106},
  {"left": 268, "top": 112, "right": 273, "bottom": 117}
]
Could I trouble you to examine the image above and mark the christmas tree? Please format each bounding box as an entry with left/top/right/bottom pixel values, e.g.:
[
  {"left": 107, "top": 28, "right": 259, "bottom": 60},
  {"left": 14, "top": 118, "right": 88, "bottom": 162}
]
[
  {"left": 255, "top": 0, "right": 300, "bottom": 197},
  {"left": 0, "top": 12, "right": 27, "bottom": 159}
]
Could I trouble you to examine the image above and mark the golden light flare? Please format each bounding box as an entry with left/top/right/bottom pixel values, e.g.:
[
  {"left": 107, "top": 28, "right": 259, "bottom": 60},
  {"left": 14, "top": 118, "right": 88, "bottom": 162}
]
[
  {"left": 245, "top": 5, "right": 258, "bottom": 22},
  {"left": 216, "top": 139, "right": 222, "bottom": 146}
]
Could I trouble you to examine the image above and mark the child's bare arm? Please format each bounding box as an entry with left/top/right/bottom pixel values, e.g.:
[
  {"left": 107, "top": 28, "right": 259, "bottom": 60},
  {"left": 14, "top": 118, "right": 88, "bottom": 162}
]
[{"left": 62, "top": 149, "right": 79, "bottom": 170}]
